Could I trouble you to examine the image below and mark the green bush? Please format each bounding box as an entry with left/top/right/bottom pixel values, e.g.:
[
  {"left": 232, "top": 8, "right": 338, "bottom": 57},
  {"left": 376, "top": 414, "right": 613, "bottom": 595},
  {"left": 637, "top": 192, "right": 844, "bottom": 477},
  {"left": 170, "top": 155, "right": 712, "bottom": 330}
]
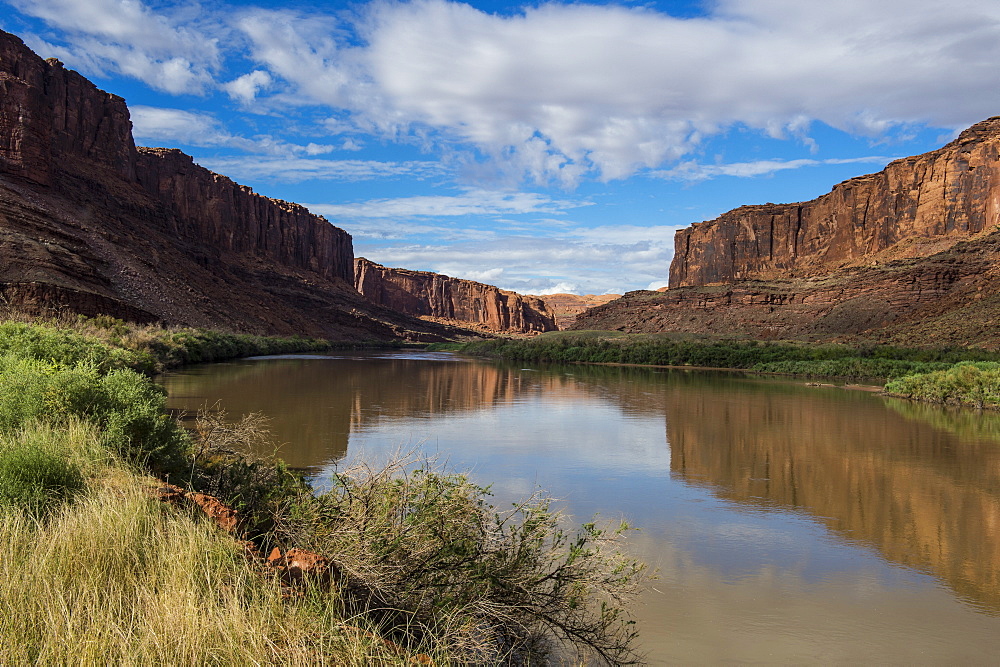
[
  {"left": 0, "top": 321, "right": 150, "bottom": 372},
  {"left": 0, "top": 356, "right": 190, "bottom": 472},
  {"left": 281, "top": 457, "right": 645, "bottom": 664},
  {"left": 0, "top": 426, "right": 85, "bottom": 517},
  {"left": 460, "top": 335, "right": 1000, "bottom": 380},
  {"left": 885, "top": 362, "right": 1000, "bottom": 408}
]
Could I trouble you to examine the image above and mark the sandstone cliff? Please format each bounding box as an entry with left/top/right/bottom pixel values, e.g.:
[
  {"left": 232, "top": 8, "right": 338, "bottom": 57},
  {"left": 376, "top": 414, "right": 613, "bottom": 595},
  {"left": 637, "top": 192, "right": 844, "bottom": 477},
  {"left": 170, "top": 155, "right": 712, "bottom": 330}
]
[
  {"left": 574, "top": 118, "right": 1000, "bottom": 346},
  {"left": 355, "top": 258, "right": 557, "bottom": 334},
  {"left": 0, "top": 29, "right": 463, "bottom": 341},
  {"left": 136, "top": 148, "right": 353, "bottom": 284},
  {"left": 574, "top": 226, "right": 1000, "bottom": 347},
  {"left": 0, "top": 33, "right": 136, "bottom": 186},
  {"left": 670, "top": 118, "right": 1000, "bottom": 288},
  {"left": 526, "top": 293, "right": 621, "bottom": 330}
]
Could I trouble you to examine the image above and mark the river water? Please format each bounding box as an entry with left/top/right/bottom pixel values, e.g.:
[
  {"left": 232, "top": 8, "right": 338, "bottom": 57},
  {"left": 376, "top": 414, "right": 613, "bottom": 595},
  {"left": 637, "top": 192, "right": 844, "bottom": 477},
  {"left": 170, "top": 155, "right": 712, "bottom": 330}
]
[{"left": 160, "top": 350, "right": 1000, "bottom": 664}]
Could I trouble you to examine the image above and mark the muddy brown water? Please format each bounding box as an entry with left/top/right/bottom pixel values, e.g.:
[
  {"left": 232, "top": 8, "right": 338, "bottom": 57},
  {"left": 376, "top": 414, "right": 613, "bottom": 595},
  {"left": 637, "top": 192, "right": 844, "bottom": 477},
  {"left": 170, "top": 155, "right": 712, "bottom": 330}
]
[{"left": 160, "top": 350, "right": 1000, "bottom": 664}]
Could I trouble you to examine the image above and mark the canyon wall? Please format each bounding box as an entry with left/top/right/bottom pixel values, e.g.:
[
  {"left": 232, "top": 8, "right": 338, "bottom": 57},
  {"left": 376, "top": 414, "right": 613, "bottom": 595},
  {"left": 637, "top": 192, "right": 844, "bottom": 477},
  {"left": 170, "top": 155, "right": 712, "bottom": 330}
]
[
  {"left": 0, "top": 29, "right": 463, "bottom": 340},
  {"left": 669, "top": 118, "right": 1000, "bottom": 287},
  {"left": 573, "top": 226, "right": 1000, "bottom": 347},
  {"left": 136, "top": 149, "right": 353, "bottom": 283},
  {"left": 355, "top": 258, "right": 558, "bottom": 333},
  {"left": 0, "top": 32, "right": 136, "bottom": 186},
  {"left": 0, "top": 30, "right": 354, "bottom": 285}
]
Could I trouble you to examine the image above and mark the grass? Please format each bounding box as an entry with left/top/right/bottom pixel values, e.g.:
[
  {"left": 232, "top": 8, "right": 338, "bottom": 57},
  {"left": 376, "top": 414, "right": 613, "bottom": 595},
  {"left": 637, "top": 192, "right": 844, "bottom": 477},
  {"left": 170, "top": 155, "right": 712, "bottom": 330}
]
[
  {"left": 0, "top": 314, "right": 647, "bottom": 664},
  {"left": 458, "top": 331, "right": 1000, "bottom": 381},
  {"left": 0, "top": 448, "right": 429, "bottom": 665},
  {"left": 0, "top": 422, "right": 88, "bottom": 517},
  {"left": 0, "top": 313, "right": 334, "bottom": 375}
]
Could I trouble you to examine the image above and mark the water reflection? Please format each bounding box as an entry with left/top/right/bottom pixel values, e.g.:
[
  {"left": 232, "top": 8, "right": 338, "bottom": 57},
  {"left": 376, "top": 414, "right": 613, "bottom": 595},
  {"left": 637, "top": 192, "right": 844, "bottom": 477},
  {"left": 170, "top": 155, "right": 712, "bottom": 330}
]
[
  {"left": 160, "top": 352, "right": 1000, "bottom": 662},
  {"left": 663, "top": 376, "right": 1000, "bottom": 614}
]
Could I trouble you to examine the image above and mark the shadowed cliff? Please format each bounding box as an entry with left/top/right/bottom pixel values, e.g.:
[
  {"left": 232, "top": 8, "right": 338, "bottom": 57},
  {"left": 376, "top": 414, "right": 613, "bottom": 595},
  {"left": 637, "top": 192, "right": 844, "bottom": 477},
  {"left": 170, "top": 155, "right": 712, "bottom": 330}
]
[{"left": 0, "top": 30, "right": 467, "bottom": 341}]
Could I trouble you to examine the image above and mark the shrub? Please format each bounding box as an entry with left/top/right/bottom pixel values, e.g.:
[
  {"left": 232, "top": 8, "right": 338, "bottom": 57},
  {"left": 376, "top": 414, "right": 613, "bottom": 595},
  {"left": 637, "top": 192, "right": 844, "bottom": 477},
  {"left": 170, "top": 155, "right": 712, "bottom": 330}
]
[
  {"left": 0, "top": 424, "right": 85, "bottom": 517},
  {"left": 279, "top": 455, "right": 646, "bottom": 664},
  {"left": 0, "top": 355, "right": 190, "bottom": 472},
  {"left": 885, "top": 362, "right": 1000, "bottom": 408}
]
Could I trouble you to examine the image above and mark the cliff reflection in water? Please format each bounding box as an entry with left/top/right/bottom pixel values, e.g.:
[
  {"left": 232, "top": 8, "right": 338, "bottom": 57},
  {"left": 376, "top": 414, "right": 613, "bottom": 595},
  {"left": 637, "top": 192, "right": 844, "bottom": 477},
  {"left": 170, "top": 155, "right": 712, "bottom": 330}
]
[
  {"left": 664, "top": 375, "right": 1000, "bottom": 614},
  {"left": 161, "top": 353, "right": 663, "bottom": 468}
]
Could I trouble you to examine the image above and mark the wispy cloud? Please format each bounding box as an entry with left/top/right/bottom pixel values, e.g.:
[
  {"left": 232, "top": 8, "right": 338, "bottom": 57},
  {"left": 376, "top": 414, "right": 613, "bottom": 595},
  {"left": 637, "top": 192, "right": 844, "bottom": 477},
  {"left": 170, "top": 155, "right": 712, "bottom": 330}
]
[
  {"left": 197, "top": 156, "right": 445, "bottom": 183},
  {"left": 362, "top": 235, "right": 671, "bottom": 296},
  {"left": 12, "top": 0, "right": 221, "bottom": 94},
  {"left": 654, "top": 156, "right": 899, "bottom": 182},
  {"left": 309, "top": 189, "right": 590, "bottom": 218},
  {"left": 130, "top": 106, "right": 337, "bottom": 157},
  {"left": 356, "top": 222, "right": 683, "bottom": 296}
]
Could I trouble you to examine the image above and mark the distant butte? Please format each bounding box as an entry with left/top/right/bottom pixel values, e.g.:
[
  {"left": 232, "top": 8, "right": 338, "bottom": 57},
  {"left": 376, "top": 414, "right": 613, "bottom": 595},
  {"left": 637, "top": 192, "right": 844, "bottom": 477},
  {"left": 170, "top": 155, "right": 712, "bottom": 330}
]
[{"left": 526, "top": 293, "right": 622, "bottom": 330}]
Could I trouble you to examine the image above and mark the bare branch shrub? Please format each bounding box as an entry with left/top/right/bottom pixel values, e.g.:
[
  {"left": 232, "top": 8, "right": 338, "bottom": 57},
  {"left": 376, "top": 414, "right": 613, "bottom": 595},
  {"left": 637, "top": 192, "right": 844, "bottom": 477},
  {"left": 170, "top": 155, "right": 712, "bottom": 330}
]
[
  {"left": 189, "top": 405, "right": 305, "bottom": 539},
  {"left": 277, "top": 452, "right": 647, "bottom": 665}
]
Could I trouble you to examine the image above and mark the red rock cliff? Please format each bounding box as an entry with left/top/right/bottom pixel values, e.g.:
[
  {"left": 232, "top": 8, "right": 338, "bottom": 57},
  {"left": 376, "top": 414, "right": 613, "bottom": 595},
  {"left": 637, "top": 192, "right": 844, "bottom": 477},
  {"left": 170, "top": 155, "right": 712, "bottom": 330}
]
[
  {"left": 0, "top": 30, "right": 352, "bottom": 285},
  {"left": 0, "top": 29, "right": 467, "bottom": 340},
  {"left": 355, "top": 258, "right": 557, "bottom": 333},
  {"left": 0, "top": 32, "right": 136, "bottom": 186},
  {"left": 136, "top": 149, "right": 352, "bottom": 283},
  {"left": 669, "top": 118, "right": 1000, "bottom": 287}
]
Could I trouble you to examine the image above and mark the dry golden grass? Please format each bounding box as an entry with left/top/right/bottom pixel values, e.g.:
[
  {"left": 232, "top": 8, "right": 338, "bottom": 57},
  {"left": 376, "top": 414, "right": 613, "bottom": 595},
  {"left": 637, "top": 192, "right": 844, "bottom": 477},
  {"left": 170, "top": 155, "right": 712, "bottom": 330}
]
[{"left": 0, "top": 425, "right": 432, "bottom": 666}]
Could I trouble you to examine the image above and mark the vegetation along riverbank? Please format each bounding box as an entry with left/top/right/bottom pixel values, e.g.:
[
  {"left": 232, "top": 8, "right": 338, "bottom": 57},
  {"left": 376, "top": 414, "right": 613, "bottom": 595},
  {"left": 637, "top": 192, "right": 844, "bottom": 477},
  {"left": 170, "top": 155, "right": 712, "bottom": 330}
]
[
  {"left": 454, "top": 331, "right": 1000, "bottom": 409},
  {"left": 0, "top": 314, "right": 646, "bottom": 664}
]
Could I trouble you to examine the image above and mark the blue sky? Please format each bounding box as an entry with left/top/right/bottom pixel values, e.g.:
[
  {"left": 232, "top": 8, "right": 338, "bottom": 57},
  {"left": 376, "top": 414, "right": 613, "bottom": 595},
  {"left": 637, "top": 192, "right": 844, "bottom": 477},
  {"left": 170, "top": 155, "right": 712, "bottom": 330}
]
[{"left": 3, "top": 0, "right": 999, "bottom": 295}]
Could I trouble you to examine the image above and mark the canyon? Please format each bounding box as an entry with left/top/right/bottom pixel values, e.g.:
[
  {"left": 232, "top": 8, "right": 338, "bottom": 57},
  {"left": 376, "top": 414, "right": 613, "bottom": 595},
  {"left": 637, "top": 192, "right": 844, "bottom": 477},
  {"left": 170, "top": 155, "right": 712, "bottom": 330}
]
[
  {"left": 0, "top": 29, "right": 501, "bottom": 341},
  {"left": 5, "top": 23, "right": 999, "bottom": 347},
  {"left": 354, "top": 258, "right": 557, "bottom": 334},
  {"left": 576, "top": 118, "right": 1000, "bottom": 347}
]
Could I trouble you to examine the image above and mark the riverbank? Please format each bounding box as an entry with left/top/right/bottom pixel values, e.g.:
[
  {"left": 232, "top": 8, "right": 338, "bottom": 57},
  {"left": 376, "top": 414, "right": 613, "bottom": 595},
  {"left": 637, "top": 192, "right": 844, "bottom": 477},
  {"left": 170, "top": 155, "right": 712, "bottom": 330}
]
[
  {"left": 454, "top": 331, "right": 1000, "bottom": 409},
  {"left": 0, "top": 315, "right": 644, "bottom": 664}
]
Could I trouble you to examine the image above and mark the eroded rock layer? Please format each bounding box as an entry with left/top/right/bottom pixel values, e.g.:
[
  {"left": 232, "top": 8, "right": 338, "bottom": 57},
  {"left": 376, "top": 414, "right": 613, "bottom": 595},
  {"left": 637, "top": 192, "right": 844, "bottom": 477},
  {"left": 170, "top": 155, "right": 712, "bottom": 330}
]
[
  {"left": 0, "top": 29, "right": 461, "bottom": 341},
  {"left": 670, "top": 118, "right": 1000, "bottom": 288},
  {"left": 355, "top": 258, "right": 558, "bottom": 334},
  {"left": 574, "top": 227, "right": 1000, "bottom": 347}
]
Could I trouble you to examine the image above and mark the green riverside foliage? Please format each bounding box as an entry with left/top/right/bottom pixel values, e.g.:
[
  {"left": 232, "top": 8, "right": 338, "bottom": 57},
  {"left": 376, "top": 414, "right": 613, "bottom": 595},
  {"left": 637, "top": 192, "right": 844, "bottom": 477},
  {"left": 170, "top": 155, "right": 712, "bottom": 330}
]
[
  {"left": 461, "top": 333, "right": 1000, "bottom": 380},
  {"left": 0, "top": 315, "right": 333, "bottom": 375},
  {"left": 885, "top": 362, "right": 1000, "bottom": 409},
  {"left": 282, "top": 458, "right": 645, "bottom": 664},
  {"left": 0, "top": 355, "right": 190, "bottom": 472},
  {"left": 0, "top": 424, "right": 86, "bottom": 517}
]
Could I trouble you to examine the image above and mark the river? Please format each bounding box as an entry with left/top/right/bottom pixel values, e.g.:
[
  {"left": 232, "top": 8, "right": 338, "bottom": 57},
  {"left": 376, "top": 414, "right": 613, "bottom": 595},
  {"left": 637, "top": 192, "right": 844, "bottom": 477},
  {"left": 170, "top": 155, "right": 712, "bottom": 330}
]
[{"left": 160, "top": 350, "right": 1000, "bottom": 664}]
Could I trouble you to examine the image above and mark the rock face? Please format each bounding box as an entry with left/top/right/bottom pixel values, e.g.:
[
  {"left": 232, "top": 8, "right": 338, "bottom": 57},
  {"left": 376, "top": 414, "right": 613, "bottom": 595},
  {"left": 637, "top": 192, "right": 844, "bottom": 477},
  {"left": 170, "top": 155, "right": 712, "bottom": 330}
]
[
  {"left": 136, "top": 148, "right": 353, "bottom": 284},
  {"left": 527, "top": 293, "right": 622, "bottom": 330},
  {"left": 0, "top": 34, "right": 136, "bottom": 187},
  {"left": 574, "top": 227, "right": 1000, "bottom": 347},
  {"left": 575, "top": 117, "right": 1000, "bottom": 347},
  {"left": 355, "top": 258, "right": 558, "bottom": 333},
  {"left": 0, "top": 29, "right": 462, "bottom": 341},
  {"left": 670, "top": 118, "right": 1000, "bottom": 288}
]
